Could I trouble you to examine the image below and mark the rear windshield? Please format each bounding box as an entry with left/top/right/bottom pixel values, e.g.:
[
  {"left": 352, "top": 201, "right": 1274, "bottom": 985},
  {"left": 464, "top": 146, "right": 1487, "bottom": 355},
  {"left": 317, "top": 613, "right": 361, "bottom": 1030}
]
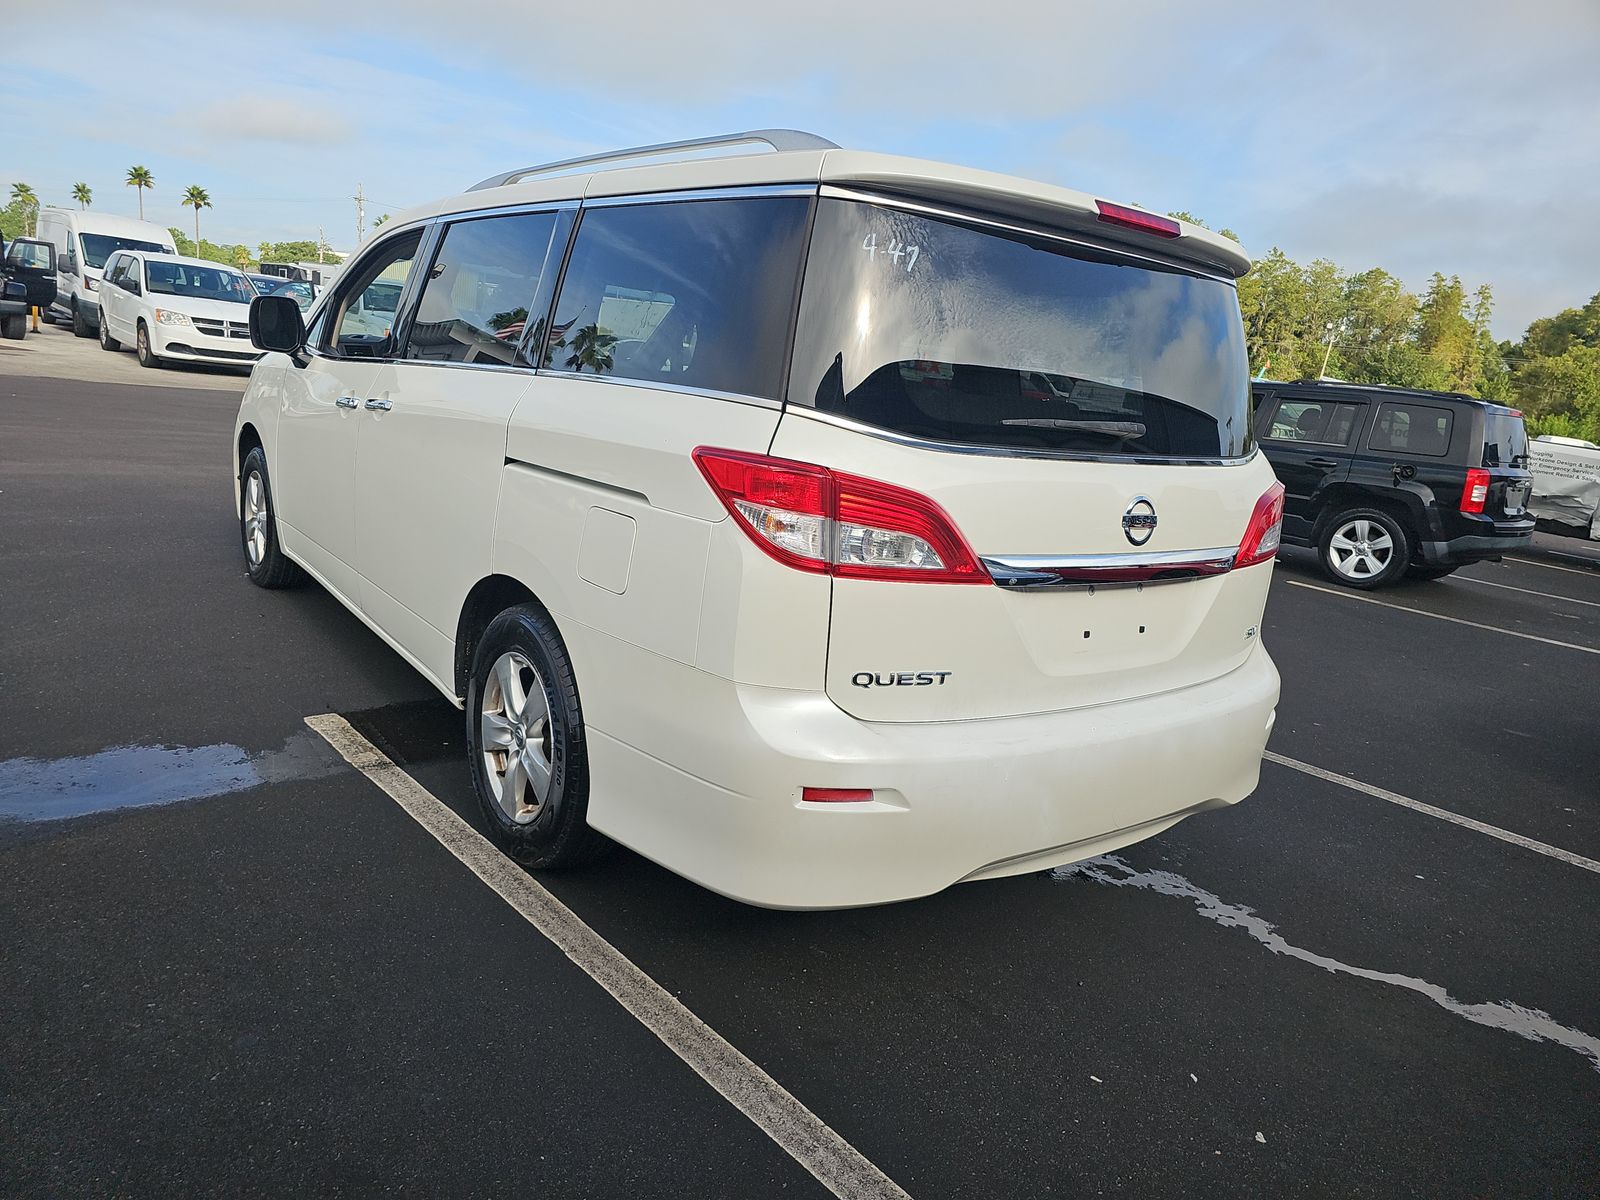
[
  {"left": 789, "top": 199, "right": 1252, "bottom": 459},
  {"left": 1482, "top": 411, "right": 1529, "bottom": 469}
]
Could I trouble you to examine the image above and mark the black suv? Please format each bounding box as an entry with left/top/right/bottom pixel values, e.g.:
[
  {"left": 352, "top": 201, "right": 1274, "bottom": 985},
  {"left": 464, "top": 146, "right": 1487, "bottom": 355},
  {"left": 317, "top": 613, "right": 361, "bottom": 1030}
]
[{"left": 1251, "top": 380, "right": 1534, "bottom": 588}]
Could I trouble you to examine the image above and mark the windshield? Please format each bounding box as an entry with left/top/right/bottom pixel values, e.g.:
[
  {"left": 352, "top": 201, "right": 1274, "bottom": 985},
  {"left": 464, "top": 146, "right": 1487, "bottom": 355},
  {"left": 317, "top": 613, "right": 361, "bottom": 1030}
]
[
  {"left": 79, "top": 234, "right": 168, "bottom": 271},
  {"left": 1482, "top": 410, "right": 1530, "bottom": 469},
  {"left": 789, "top": 199, "right": 1252, "bottom": 459},
  {"left": 145, "top": 262, "right": 256, "bottom": 304}
]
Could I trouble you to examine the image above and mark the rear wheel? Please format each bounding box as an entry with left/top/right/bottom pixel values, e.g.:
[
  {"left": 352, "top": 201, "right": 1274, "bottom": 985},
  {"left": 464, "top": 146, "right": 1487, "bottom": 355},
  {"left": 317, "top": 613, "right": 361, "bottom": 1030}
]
[
  {"left": 71, "top": 302, "right": 92, "bottom": 338},
  {"left": 135, "top": 320, "right": 162, "bottom": 368},
  {"left": 1319, "top": 508, "right": 1411, "bottom": 589},
  {"left": 0, "top": 314, "right": 24, "bottom": 341},
  {"left": 98, "top": 315, "right": 121, "bottom": 351},
  {"left": 1406, "top": 564, "right": 1458, "bottom": 581},
  {"left": 466, "top": 605, "right": 610, "bottom": 869},
  {"left": 41, "top": 308, "right": 56, "bottom": 325}
]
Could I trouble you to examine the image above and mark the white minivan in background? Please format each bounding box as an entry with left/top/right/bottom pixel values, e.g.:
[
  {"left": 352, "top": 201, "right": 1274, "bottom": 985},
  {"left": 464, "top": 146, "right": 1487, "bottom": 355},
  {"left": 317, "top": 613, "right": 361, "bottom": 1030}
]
[
  {"left": 36, "top": 208, "right": 176, "bottom": 337},
  {"left": 234, "top": 130, "right": 1283, "bottom": 909},
  {"left": 96, "top": 251, "right": 263, "bottom": 369}
]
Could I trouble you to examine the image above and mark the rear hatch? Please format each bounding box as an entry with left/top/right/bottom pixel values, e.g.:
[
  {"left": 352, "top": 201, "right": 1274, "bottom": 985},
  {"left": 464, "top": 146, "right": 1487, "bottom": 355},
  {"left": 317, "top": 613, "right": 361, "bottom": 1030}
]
[
  {"left": 767, "top": 195, "right": 1278, "bottom": 723},
  {"left": 1480, "top": 407, "right": 1534, "bottom": 519}
]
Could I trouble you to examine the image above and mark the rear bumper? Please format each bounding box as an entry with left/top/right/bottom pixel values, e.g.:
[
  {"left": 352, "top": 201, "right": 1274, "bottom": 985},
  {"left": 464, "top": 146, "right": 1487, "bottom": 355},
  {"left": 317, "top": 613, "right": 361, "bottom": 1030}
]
[
  {"left": 583, "top": 641, "right": 1281, "bottom": 909},
  {"left": 1418, "top": 524, "right": 1534, "bottom": 565}
]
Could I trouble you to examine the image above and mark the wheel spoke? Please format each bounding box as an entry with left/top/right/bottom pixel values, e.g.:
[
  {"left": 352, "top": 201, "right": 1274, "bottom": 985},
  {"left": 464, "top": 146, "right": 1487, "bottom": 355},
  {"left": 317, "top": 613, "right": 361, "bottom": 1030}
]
[
  {"left": 1330, "top": 533, "right": 1355, "bottom": 551},
  {"left": 1370, "top": 531, "right": 1393, "bottom": 552},
  {"left": 523, "top": 745, "right": 552, "bottom": 803},
  {"left": 249, "top": 474, "right": 262, "bottom": 512},
  {"left": 500, "top": 753, "right": 527, "bottom": 814},
  {"left": 480, "top": 710, "right": 516, "bottom": 750},
  {"left": 494, "top": 655, "right": 525, "bottom": 722}
]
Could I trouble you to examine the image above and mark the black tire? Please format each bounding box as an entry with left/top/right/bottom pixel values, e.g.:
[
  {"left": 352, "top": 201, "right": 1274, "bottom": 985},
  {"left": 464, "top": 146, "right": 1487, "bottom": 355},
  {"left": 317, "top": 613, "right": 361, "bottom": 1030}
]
[
  {"left": 466, "top": 605, "right": 610, "bottom": 869},
  {"left": 40, "top": 308, "right": 56, "bottom": 325},
  {"left": 135, "top": 320, "right": 162, "bottom": 368},
  {"left": 1318, "top": 507, "right": 1412, "bottom": 589},
  {"left": 98, "top": 315, "right": 121, "bottom": 351},
  {"left": 0, "top": 314, "right": 24, "bottom": 341},
  {"left": 239, "top": 447, "right": 303, "bottom": 588},
  {"left": 71, "top": 302, "right": 92, "bottom": 338},
  {"left": 1406, "top": 564, "right": 1458, "bottom": 581}
]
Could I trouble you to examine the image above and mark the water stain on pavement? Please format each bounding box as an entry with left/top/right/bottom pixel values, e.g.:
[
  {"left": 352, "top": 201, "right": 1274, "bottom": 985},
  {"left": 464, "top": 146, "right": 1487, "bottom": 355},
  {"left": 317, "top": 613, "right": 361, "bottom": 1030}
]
[
  {"left": 0, "top": 729, "right": 339, "bottom": 823},
  {"left": 1057, "top": 853, "right": 1600, "bottom": 1074}
]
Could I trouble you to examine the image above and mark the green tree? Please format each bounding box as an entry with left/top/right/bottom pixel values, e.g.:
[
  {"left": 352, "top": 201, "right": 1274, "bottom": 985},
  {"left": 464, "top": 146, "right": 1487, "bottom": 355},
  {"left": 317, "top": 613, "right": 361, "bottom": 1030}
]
[
  {"left": 565, "top": 324, "right": 618, "bottom": 373},
  {"left": 372, "top": 213, "right": 389, "bottom": 228},
  {"left": 125, "top": 166, "right": 154, "bottom": 220},
  {"left": 71, "top": 182, "right": 93, "bottom": 210},
  {"left": 8, "top": 182, "right": 39, "bottom": 235},
  {"left": 233, "top": 245, "right": 252, "bottom": 271},
  {"left": 182, "top": 185, "right": 212, "bottom": 248}
]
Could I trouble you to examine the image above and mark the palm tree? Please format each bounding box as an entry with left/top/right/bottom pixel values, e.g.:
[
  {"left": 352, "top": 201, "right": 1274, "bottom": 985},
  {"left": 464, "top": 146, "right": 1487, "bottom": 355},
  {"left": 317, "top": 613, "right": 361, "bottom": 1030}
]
[
  {"left": 232, "top": 245, "right": 251, "bottom": 272},
  {"left": 125, "top": 166, "right": 154, "bottom": 220},
  {"left": 71, "top": 182, "right": 93, "bottom": 210},
  {"left": 9, "top": 183, "right": 39, "bottom": 235},
  {"left": 372, "top": 214, "right": 389, "bottom": 228},
  {"left": 182, "top": 185, "right": 212, "bottom": 249},
  {"left": 565, "top": 324, "right": 618, "bottom": 374}
]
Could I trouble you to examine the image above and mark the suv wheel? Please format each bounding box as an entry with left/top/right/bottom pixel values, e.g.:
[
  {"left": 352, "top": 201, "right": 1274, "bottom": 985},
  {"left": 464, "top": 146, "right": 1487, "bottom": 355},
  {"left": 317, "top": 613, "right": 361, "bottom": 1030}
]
[
  {"left": 466, "top": 606, "right": 610, "bottom": 870},
  {"left": 1319, "top": 508, "right": 1411, "bottom": 589},
  {"left": 0, "top": 314, "right": 25, "bottom": 341},
  {"left": 71, "top": 301, "right": 92, "bottom": 338}
]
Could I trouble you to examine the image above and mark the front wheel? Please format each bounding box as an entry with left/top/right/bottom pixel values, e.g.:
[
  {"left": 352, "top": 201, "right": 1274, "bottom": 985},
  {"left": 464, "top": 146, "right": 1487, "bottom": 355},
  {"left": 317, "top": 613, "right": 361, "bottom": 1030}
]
[
  {"left": 239, "top": 447, "right": 303, "bottom": 588},
  {"left": 466, "top": 606, "right": 610, "bottom": 869},
  {"left": 71, "top": 302, "right": 92, "bottom": 338},
  {"left": 98, "top": 315, "right": 121, "bottom": 351},
  {"left": 1319, "top": 508, "right": 1411, "bottom": 589},
  {"left": 0, "top": 314, "right": 24, "bottom": 341},
  {"left": 135, "top": 320, "right": 162, "bottom": 368},
  {"left": 41, "top": 308, "right": 56, "bottom": 325}
]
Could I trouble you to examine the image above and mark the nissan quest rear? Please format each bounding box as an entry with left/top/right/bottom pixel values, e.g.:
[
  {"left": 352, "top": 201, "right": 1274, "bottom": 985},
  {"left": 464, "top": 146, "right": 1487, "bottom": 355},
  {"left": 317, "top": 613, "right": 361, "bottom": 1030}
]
[{"left": 233, "top": 130, "right": 1281, "bottom": 909}]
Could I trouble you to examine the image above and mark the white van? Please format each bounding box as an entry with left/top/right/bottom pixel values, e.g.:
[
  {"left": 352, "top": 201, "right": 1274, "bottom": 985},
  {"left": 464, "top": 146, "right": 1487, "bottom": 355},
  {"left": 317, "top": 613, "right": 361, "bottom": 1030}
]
[
  {"left": 36, "top": 208, "right": 176, "bottom": 336},
  {"left": 234, "top": 131, "right": 1283, "bottom": 909}
]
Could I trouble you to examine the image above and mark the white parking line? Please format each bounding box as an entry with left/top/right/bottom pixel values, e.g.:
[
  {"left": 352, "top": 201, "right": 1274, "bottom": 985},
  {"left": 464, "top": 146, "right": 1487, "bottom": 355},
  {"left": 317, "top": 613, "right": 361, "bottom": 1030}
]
[
  {"left": 1263, "top": 751, "right": 1600, "bottom": 876},
  {"left": 1504, "top": 555, "right": 1600, "bottom": 577},
  {"left": 1453, "top": 574, "right": 1600, "bottom": 608},
  {"left": 1282, "top": 579, "right": 1600, "bottom": 655},
  {"left": 305, "top": 713, "right": 912, "bottom": 1200}
]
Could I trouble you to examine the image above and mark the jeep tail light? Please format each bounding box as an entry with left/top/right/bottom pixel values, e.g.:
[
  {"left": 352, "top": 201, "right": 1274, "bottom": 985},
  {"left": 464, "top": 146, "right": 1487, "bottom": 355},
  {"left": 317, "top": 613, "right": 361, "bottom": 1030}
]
[
  {"left": 693, "top": 447, "right": 989, "bottom": 584},
  {"left": 1095, "top": 201, "right": 1181, "bottom": 239},
  {"left": 1461, "top": 468, "right": 1490, "bottom": 514},
  {"left": 1236, "top": 481, "right": 1286, "bottom": 569}
]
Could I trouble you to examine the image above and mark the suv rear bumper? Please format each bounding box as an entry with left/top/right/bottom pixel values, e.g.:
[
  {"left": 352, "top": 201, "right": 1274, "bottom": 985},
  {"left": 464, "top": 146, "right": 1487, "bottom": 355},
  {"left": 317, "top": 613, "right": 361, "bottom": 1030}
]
[
  {"left": 580, "top": 638, "right": 1280, "bottom": 909},
  {"left": 1417, "top": 520, "right": 1535, "bottom": 565}
]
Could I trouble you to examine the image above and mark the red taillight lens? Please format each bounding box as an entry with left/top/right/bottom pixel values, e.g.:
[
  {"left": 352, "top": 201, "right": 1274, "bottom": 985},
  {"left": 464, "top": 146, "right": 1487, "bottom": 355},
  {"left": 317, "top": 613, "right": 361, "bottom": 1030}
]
[
  {"left": 1461, "top": 468, "right": 1490, "bottom": 514},
  {"left": 693, "top": 447, "right": 989, "bottom": 584},
  {"left": 1095, "top": 200, "right": 1182, "bottom": 239},
  {"left": 1236, "top": 481, "right": 1286, "bottom": 569},
  {"left": 801, "top": 787, "right": 873, "bottom": 804}
]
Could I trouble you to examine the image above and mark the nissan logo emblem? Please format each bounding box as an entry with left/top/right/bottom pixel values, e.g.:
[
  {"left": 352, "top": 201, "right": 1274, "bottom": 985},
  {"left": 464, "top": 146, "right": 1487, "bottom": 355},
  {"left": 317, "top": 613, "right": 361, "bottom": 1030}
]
[{"left": 1122, "top": 496, "right": 1157, "bottom": 546}]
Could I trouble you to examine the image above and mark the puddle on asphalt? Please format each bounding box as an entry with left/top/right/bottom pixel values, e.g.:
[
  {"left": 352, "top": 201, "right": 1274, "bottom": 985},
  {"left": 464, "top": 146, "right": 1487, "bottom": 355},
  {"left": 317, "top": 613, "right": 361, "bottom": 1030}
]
[
  {"left": 1056, "top": 854, "right": 1600, "bottom": 1075},
  {"left": 0, "top": 730, "right": 339, "bottom": 823}
]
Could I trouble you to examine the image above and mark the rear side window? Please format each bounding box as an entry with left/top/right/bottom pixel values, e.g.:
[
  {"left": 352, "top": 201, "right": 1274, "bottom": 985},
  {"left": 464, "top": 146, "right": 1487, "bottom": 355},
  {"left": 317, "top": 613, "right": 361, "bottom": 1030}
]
[
  {"left": 1482, "top": 411, "right": 1529, "bottom": 468},
  {"left": 1266, "top": 399, "right": 1362, "bottom": 446},
  {"left": 789, "top": 199, "right": 1252, "bottom": 459},
  {"left": 404, "top": 211, "right": 559, "bottom": 367},
  {"left": 1370, "top": 402, "right": 1453, "bottom": 457},
  {"left": 542, "top": 197, "right": 811, "bottom": 400}
]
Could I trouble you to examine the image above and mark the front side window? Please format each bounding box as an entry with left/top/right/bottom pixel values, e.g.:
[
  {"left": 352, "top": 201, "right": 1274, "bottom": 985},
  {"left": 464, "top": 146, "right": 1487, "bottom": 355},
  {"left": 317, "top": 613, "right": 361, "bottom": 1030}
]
[
  {"left": 11, "top": 241, "right": 53, "bottom": 270},
  {"left": 543, "top": 196, "right": 811, "bottom": 400},
  {"left": 144, "top": 262, "right": 255, "bottom": 304},
  {"left": 79, "top": 234, "right": 168, "bottom": 271},
  {"left": 404, "top": 211, "right": 557, "bottom": 367},
  {"left": 1370, "top": 402, "right": 1453, "bottom": 457},
  {"left": 789, "top": 199, "right": 1252, "bottom": 458},
  {"left": 1267, "top": 399, "right": 1362, "bottom": 446},
  {"left": 325, "top": 231, "right": 421, "bottom": 355}
]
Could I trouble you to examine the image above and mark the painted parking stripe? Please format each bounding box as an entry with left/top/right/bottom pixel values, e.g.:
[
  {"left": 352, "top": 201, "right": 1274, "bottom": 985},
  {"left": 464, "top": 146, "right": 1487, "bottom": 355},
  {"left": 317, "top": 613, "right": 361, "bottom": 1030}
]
[
  {"left": 1504, "top": 554, "right": 1600, "bottom": 577},
  {"left": 1283, "top": 579, "right": 1600, "bottom": 655},
  {"left": 1264, "top": 751, "right": 1600, "bottom": 876},
  {"left": 305, "top": 713, "right": 913, "bottom": 1200},
  {"left": 1452, "top": 574, "right": 1600, "bottom": 608}
]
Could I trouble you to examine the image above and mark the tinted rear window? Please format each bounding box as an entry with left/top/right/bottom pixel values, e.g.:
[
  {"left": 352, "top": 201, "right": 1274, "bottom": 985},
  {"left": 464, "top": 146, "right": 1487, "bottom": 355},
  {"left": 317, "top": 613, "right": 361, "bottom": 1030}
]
[
  {"left": 1482, "top": 411, "right": 1529, "bottom": 468},
  {"left": 789, "top": 199, "right": 1251, "bottom": 458}
]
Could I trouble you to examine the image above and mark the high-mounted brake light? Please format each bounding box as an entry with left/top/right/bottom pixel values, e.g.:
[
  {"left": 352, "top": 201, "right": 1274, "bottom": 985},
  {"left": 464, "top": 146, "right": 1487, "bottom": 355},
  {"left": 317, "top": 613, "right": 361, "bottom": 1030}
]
[
  {"left": 1461, "top": 468, "right": 1490, "bottom": 514},
  {"left": 1236, "top": 481, "right": 1286, "bottom": 569},
  {"left": 692, "top": 447, "right": 989, "bottom": 584},
  {"left": 1095, "top": 201, "right": 1182, "bottom": 239}
]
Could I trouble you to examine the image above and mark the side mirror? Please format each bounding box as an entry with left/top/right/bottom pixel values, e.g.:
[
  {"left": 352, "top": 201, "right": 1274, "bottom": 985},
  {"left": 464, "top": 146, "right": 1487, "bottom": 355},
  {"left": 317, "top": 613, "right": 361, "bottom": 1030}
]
[
  {"left": 58, "top": 250, "right": 76, "bottom": 276},
  {"left": 126, "top": 279, "right": 142, "bottom": 295},
  {"left": 251, "top": 294, "right": 307, "bottom": 358}
]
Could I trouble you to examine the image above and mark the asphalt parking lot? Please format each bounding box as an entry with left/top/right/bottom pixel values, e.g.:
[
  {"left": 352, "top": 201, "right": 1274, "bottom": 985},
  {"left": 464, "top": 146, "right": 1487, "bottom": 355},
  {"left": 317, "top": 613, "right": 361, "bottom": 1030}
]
[{"left": 3, "top": 337, "right": 1598, "bottom": 1197}]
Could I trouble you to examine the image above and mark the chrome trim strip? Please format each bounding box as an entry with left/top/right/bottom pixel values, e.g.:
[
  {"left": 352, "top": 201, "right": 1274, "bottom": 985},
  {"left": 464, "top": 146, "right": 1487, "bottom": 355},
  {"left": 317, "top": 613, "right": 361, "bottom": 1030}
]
[
  {"left": 504, "top": 458, "right": 651, "bottom": 506},
  {"left": 582, "top": 184, "right": 817, "bottom": 208},
  {"left": 818, "top": 185, "right": 1236, "bottom": 283},
  {"left": 986, "top": 547, "right": 1240, "bottom": 571},
  {"left": 432, "top": 199, "right": 581, "bottom": 223},
  {"left": 786, "top": 406, "right": 1258, "bottom": 467},
  {"left": 982, "top": 547, "right": 1238, "bottom": 590},
  {"left": 530, "top": 368, "right": 782, "bottom": 411}
]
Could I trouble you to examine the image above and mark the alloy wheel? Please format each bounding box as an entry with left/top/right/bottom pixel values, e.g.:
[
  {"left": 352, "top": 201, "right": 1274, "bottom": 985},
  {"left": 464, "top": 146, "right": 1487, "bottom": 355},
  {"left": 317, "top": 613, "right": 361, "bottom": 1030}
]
[
  {"left": 242, "top": 470, "right": 268, "bottom": 566},
  {"left": 1328, "top": 518, "right": 1394, "bottom": 580},
  {"left": 479, "top": 650, "right": 554, "bottom": 824}
]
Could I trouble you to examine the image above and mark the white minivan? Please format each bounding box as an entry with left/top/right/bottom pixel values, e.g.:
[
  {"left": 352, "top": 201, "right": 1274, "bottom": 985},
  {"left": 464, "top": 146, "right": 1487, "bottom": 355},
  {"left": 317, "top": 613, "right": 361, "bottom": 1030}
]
[
  {"left": 97, "top": 251, "right": 263, "bottom": 369},
  {"left": 235, "top": 131, "right": 1283, "bottom": 909},
  {"left": 36, "top": 208, "right": 176, "bottom": 336}
]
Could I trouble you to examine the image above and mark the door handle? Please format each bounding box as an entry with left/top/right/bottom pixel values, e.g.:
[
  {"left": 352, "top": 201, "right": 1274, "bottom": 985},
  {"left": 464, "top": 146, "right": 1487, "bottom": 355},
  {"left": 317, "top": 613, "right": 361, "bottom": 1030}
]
[
  {"left": 364, "top": 398, "right": 392, "bottom": 411},
  {"left": 1305, "top": 457, "right": 1340, "bottom": 469},
  {"left": 335, "top": 395, "right": 358, "bottom": 409}
]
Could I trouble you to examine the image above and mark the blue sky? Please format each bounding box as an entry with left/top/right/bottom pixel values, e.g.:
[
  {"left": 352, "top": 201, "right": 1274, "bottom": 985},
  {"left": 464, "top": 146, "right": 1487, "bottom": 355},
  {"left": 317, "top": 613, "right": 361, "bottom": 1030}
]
[{"left": 6, "top": 0, "right": 1597, "bottom": 338}]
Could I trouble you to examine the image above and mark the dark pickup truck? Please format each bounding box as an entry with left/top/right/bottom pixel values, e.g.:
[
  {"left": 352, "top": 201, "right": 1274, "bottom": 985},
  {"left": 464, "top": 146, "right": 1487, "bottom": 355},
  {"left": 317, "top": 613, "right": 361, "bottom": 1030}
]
[{"left": 1, "top": 236, "right": 59, "bottom": 340}]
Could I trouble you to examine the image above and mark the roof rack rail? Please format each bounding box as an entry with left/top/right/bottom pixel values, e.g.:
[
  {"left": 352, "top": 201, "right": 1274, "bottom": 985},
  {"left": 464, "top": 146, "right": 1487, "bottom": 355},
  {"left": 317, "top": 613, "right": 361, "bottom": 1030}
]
[{"left": 468, "top": 129, "right": 839, "bottom": 192}]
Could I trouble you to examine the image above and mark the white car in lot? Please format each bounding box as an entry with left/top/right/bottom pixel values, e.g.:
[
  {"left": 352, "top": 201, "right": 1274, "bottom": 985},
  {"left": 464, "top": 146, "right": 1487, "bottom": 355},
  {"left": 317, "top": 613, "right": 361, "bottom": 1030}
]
[
  {"left": 233, "top": 130, "right": 1283, "bottom": 908},
  {"left": 97, "top": 252, "right": 263, "bottom": 369}
]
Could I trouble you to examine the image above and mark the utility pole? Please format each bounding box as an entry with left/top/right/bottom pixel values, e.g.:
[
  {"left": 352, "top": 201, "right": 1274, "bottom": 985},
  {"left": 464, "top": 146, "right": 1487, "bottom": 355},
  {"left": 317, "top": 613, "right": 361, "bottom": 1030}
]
[
  {"left": 354, "top": 183, "right": 366, "bottom": 244},
  {"left": 317, "top": 226, "right": 327, "bottom": 264},
  {"left": 1318, "top": 321, "right": 1338, "bottom": 379}
]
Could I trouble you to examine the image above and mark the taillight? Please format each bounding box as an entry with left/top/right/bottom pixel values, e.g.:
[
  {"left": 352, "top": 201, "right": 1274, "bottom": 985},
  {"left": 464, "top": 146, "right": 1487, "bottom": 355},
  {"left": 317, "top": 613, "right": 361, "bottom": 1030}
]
[
  {"left": 1095, "top": 200, "right": 1181, "bottom": 239},
  {"left": 801, "top": 787, "right": 873, "bottom": 804},
  {"left": 1236, "top": 482, "right": 1285, "bottom": 569},
  {"left": 1461, "top": 468, "right": 1490, "bottom": 514},
  {"left": 692, "top": 447, "right": 989, "bottom": 584}
]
